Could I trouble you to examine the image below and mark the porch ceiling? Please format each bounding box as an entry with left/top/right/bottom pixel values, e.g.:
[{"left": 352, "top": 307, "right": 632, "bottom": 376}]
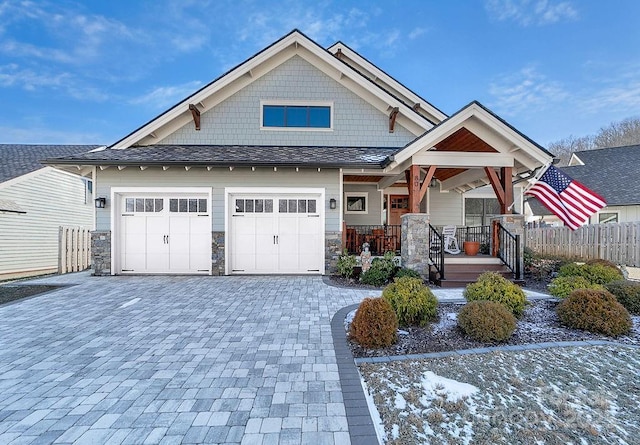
[{"left": 435, "top": 127, "right": 498, "bottom": 153}]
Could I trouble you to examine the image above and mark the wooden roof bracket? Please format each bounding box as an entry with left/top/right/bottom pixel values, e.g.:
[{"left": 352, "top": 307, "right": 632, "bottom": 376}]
[
  {"left": 412, "top": 103, "right": 421, "bottom": 112},
  {"left": 188, "top": 104, "right": 201, "bottom": 131},
  {"left": 335, "top": 48, "right": 344, "bottom": 59},
  {"left": 389, "top": 107, "right": 399, "bottom": 133}
]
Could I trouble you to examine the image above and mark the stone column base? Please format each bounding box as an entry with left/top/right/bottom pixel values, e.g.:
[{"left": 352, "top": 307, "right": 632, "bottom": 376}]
[
  {"left": 401, "top": 213, "right": 430, "bottom": 276},
  {"left": 91, "top": 231, "right": 111, "bottom": 276}
]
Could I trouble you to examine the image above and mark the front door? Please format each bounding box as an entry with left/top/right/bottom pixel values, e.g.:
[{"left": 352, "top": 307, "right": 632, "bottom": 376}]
[{"left": 388, "top": 195, "right": 409, "bottom": 225}]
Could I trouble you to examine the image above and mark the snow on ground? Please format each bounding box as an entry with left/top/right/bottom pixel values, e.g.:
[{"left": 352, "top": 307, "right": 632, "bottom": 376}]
[{"left": 359, "top": 345, "right": 640, "bottom": 444}]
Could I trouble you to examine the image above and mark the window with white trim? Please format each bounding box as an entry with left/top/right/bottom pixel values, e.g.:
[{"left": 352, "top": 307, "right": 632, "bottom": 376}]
[{"left": 345, "top": 192, "right": 368, "bottom": 214}]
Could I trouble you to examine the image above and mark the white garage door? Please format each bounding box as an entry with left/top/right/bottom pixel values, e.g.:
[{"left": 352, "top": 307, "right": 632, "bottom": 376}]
[
  {"left": 229, "top": 193, "right": 324, "bottom": 274},
  {"left": 119, "top": 195, "right": 211, "bottom": 274}
]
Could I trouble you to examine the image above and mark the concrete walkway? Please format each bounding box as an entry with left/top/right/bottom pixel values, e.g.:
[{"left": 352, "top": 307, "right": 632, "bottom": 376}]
[{"left": 0, "top": 273, "right": 374, "bottom": 445}]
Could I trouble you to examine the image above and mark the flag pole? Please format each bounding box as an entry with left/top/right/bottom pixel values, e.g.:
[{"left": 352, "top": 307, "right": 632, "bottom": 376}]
[{"left": 507, "top": 162, "right": 552, "bottom": 211}]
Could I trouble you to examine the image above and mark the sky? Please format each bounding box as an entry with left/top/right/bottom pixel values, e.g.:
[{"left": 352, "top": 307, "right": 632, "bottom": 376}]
[{"left": 1, "top": 0, "right": 639, "bottom": 147}]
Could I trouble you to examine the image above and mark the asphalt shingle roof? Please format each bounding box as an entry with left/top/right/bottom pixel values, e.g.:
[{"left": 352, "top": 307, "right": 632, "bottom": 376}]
[
  {"left": 44, "top": 145, "right": 399, "bottom": 169},
  {"left": 562, "top": 144, "right": 640, "bottom": 206},
  {"left": 0, "top": 144, "right": 101, "bottom": 183}
]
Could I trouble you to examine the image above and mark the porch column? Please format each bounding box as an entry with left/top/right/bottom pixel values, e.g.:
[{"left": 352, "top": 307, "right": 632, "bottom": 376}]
[
  {"left": 401, "top": 213, "right": 430, "bottom": 275},
  {"left": 407, "top": 165, "right": 421, "bottom": 213},
  {"left": 500, "top": 167, "right": 513, "bottom": 214}
]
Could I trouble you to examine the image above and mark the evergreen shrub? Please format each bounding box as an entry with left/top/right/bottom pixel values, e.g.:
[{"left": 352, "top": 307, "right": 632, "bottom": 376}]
[
  {"left": 558, "top": 263, "right": 623, "bottom": 285},
  {"left": 457, "top": 300, "right": 517, "bottom": 342},
  {"left": 605, "top": 280, "right": 640, "bottom": 315},
  {"left": 382, "top": 276, "right": 437, "bottom": 327},
  {"left": 349, "top": 297, "right": 398, "bottom": 348},
  {"left": 548, "top": 276, "right": 604, "bottom": 299},
  {"left": 463, "top": 271, "right": 527, "bottom": 317},
  {"left": 556, "top": 289, "right": 632, "bottom": 337}
]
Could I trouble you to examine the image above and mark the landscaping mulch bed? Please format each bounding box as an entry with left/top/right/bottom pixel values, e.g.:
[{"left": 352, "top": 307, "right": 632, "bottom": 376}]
[
  {"left": 0, "top": 285, "right": 62, "bottom": 306},
  {"left": 349, "top": 299, "right": 640, "bottom": 358}
]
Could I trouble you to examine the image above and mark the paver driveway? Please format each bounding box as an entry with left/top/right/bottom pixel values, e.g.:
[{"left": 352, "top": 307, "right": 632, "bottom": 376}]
[{"left": 0, "top": 274, "right": 372, "bottom": 445}]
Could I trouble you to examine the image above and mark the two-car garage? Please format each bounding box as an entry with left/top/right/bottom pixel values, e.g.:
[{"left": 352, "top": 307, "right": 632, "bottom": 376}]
[{"left": 113, "top": 187, "right": 325, "bottom": 275}]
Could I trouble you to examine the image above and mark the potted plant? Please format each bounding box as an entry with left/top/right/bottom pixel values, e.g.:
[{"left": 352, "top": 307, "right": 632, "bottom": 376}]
[{"left": 463, "top": 239, "right": 480, "bottom": 256}]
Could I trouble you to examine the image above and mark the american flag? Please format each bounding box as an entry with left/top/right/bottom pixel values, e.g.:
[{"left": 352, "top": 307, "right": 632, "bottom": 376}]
[{"left": 525, "top": 165, "right": 606, "bottom": 230}]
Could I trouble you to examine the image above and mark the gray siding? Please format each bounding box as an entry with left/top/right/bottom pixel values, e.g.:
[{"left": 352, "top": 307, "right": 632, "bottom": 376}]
[
  {"left": 0, "top": 168, "right": 93, "bottom": 277},
  {"left": 590, "top": 205, "right": 640, "bottom": 224},
  {"left": 96, "top": 167, "right": 342, "bottom": 231},
  {"left": 343, "top": 183, "right": 382, "bottom": 225},
  {"left": 160, "top": 56, "right": 416, "bottom": 147},
  {"left": 428, "top": 189, "right": 464, "bottom": 226}
]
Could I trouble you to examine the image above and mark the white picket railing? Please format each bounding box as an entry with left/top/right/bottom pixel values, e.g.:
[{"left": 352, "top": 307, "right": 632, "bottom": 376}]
[
  {"left": 58, "top": 226, "right": 91, "bottom": 274},
  {"left": 525, "top": 222, "right": 640, "bottom": 267}
]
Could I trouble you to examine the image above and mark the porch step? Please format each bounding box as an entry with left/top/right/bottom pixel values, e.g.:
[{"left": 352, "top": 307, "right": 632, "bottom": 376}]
[{"left": 436, "top": 263, "right": 518, "bottom": 288}]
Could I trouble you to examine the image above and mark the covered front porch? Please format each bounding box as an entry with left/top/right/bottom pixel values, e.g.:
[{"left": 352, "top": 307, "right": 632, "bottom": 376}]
[{"left": 340, "top": 102, "right": 553, "bottom": 285}]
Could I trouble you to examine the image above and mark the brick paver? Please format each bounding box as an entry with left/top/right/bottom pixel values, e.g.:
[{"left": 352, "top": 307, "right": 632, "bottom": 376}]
[{"left": 0, "top": 274, "right": 372, "bottom": 444}]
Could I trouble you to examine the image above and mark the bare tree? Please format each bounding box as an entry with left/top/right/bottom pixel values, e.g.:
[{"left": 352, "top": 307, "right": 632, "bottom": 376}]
[
  {"left": 593, "top": 117, "right": 640, "bottom": 148},
  {"left": 548, "top": 116, "right": 640, "bottom": 165}
]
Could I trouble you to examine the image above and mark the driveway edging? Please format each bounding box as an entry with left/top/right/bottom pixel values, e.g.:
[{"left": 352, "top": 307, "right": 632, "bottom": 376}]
[{"left": 331, "top": 304, "right": 379, "bottom": 445}]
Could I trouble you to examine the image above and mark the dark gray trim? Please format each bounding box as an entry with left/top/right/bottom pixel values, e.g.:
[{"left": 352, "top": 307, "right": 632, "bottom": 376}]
[{"left": 331, "top": 304, "right": 379, "bottom": 445}]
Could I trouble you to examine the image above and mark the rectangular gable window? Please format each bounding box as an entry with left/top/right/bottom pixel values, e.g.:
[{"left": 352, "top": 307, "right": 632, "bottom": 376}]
[{"left": 262, "top": 103, "right": 331, "bottom": 129}]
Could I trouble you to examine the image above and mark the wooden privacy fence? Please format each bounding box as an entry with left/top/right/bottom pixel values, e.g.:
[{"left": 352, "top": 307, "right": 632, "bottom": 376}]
[
  {"left": 58, "top": 226, "right": 91, "bottom": 274},
  {"left": 525, "top": 222, "right": 640, "bottom": 267}
]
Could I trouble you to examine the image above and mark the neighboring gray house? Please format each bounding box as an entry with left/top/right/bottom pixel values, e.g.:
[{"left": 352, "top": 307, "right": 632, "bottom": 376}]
[
  {"left": 0, "top": 144, "right": 99, "bottom": 280},
  {"left": 47, "top": 30, "right": 552, "bottom": 277},
  {"left": 526, "top": 144, "right": 640, "bottom": 225}
]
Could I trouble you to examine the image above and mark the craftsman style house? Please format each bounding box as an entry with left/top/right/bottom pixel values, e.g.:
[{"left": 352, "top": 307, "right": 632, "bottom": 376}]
[{"left": 47, "top": 30, "right": 553, "bottom": 279}]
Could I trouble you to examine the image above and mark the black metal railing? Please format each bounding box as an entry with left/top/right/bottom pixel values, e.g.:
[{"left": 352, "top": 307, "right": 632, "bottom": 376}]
[
  {"left": 463, "top": 225, "right": 491, "bottom": 248},
  {"left": 496, "top": 223, "right": 522, "bottom": 280},
  {"left": 428, "top": 223, "right": 445, "bottom": 281},
  {"left": 345, "top": 224, "right": 401, "bottom": 256}
]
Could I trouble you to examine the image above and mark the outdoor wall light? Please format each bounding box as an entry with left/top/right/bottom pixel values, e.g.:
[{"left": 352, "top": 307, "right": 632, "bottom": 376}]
[
  {"left": 329, "top": 198, "right": 337, "bottom": 209},
  {"left": 429, "top": 178, "right": 438, "bottom": 188},
  {"left": 95, "top": 197, "right": 106, "bottom": 208}
]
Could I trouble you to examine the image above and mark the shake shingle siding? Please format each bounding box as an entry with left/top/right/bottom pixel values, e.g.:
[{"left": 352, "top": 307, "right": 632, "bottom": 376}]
[{"left": 159, "top": 56, "right": 417, "bottom": 147}]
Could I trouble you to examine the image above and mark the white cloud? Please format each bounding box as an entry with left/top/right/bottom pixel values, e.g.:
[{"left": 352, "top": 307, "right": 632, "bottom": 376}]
[
  {"left": 0, "top": 64, "right": 109, "bottom": 101},
  {"left": 485, "top": 0, "right": 578, "bottom": 26},
  {"left": 489, "top": 65, "right": 568, "bottom": 115},
  {"left": 129, "top": 81, "right": 203, "bottom": 109},
  {"left": 408, "top": 27, "right": 427, "bottom": 40}
]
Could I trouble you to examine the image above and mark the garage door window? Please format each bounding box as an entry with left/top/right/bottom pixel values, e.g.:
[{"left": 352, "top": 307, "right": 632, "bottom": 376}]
[
  {"left": 169, "top": 198, "right": 207, "bottom": 213},
  {"left": 279, "top": 199, "right": 317, "bottom": 213},
  {"left": 125, "top": 198, "right": 163, "bottom": 213},
  {"left": 235, "top": 199, "right": 274, "bottom": 213}
]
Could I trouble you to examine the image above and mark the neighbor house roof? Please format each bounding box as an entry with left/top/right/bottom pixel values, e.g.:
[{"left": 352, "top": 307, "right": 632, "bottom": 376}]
[
  {"left": 44, "top": 145, "right": 399, "bottom": 169},
  {"left": 0, "top": 144, "right": 101, "bottom": 183},
  {"left": 560, "top": 144, "right": 640, "bottom": 206}
]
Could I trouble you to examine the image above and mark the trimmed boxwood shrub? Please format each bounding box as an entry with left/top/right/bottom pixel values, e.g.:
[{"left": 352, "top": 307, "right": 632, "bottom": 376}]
[
  {"left": 556, "top": 289, "right": 632, "bottom": 337},
  {"left": 349, "top": 297, "right": 398, "bottom": 348},
  {"left": 548, "top": 276, "right": 605, "bottom": 299},
  {"left": 558, "top": 263, "right": 623, "bottom": 285},
  {"left": 463, "top": 271, "right": 527, "bottom": 318},
  {"left": 382, "top": 276, "right": 437, "bottom": 327},
  {"left": 605, "top": 280, "right": 640, "bottom": 315},
  {"left": 458, "top": 301, "right": 517, "bottom": 343}
]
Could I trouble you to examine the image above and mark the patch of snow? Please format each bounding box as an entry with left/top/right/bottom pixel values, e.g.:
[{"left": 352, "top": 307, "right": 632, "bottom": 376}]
[
  {"left": 420, "top": 371, "right": 479, "bottom": 403},
  {"left": 391, "top": 424, "right": 400, "bottom": 440},
  {"left": 398, "top": 329, "right": 409, "bottom": 336},
  {"left": 344, "top": 309, "right": 356, "bottom": 331},
  {"left": 394, "top": 392, "right": 406, "bottom": 410},
  {"left": 120, "top": 297, "right": 141, "bottom": 308}
]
